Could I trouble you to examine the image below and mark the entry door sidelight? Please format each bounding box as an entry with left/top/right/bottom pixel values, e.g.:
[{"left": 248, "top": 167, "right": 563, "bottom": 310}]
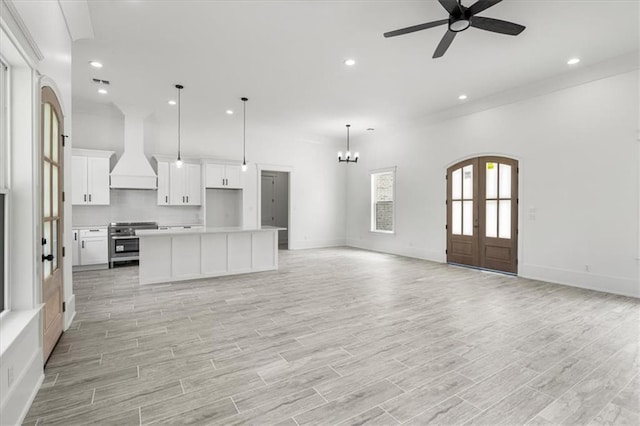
[{"left": 447, "top": 156, "right": 518, "bottom": 274}]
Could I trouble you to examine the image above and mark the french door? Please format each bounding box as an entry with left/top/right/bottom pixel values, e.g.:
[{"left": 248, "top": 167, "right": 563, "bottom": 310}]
[
  {"left": 447, "top": 156, "right": 518, "bottom": 274},
  {"left": 42, "top": 87, "right": 64, "bottom": 362}
]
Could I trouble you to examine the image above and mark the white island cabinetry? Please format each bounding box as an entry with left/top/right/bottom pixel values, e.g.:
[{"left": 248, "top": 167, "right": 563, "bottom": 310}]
[{"left": 137, "top": 227, "right": 284, "bottom": 285}]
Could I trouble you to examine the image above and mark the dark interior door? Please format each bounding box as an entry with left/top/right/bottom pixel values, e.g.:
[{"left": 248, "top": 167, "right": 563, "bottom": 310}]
[{"left": 447, "top": 156, "right": 518, "bottom": 274}]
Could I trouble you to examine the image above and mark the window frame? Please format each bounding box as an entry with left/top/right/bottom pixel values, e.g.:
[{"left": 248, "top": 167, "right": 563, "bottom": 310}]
[
  {"left": 0, "top": 57, "right": 9, "bottom": 316},
  {"left": 370, "top": 166, "right": 396, "bottom": 234}
]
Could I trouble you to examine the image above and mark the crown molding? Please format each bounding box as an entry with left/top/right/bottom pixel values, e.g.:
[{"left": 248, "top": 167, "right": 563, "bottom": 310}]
[{"left": 0, "top": 0, "right": 43, "bottom": 64}]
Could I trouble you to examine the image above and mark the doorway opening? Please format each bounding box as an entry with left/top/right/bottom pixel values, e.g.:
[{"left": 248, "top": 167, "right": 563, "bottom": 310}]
[
  {"left": 261, "top": 170, "right": 289, "bottom": 249},
  {"left": 446, "top": 156, "right": 518, "bottom": 274}
]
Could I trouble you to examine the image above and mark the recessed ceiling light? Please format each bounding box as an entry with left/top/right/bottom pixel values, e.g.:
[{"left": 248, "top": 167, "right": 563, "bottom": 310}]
[
  {"left": 344, "top": 59, "right": 356, "bottom": 66},
  {"left": 226, "top": 110, "right": 234, "bottom": 115},
  {"left": 98, "top": 88, "right": 108, "bottom": 95},
  {"left": 168, "top": 100, "right": 176, "bottom": 105},
  {"left": 567, "top": 57, "right": 580, "bottom": 65},
  {"left": 458, "top": 94, "right": 468, "bottom": 100},
  {"left": 89, "top": 61, "right": 103, "bottom": 68}
]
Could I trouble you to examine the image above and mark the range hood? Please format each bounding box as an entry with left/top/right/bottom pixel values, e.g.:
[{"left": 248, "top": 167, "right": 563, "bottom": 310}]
[{"left": 110, "top": 104, "right": 157, "bottom": 189}]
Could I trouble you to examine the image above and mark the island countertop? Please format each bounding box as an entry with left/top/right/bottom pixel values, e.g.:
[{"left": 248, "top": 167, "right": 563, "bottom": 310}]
[{"left": 136, "top": 226, "right": 286, "bottom": 237}]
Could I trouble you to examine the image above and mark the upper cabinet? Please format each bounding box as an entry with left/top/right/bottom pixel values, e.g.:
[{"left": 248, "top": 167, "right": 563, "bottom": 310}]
[
  {"left": 205, "top": 164, "right": 243, "bottom": 189},
  {"left": 156, "top": 159, "right": 201, "bottom": 206},
  {"left": 72, "top": 149, "right": 114, "bottom": 205}
]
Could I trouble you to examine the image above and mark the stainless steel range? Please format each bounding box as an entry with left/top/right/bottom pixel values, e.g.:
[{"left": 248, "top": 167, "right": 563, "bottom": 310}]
[{"left": 108, "top": 222, "right": 158, "bottom": 268}]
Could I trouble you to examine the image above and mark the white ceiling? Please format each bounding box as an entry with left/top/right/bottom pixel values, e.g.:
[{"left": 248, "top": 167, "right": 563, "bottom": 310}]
[{"left": 72, "top": 0, "right": 639, "bottom": 141}]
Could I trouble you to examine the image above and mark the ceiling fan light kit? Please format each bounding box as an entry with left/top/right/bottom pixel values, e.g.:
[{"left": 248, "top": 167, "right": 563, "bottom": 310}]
[{"left": 384, "top": 0, "right": 526, "bottom": 58}]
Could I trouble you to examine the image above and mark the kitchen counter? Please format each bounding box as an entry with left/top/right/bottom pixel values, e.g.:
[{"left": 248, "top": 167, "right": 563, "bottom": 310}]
[
  {"left": 136, "top": 226, "right": 284, "bottom": 236},
  {"left": 138, "top": 226, "right": 286, "bottom": 285}
]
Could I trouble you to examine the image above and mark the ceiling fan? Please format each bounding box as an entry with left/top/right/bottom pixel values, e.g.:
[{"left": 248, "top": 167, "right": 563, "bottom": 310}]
[{"left": 383, "top": 0, "right": 525, "bottom": 58}]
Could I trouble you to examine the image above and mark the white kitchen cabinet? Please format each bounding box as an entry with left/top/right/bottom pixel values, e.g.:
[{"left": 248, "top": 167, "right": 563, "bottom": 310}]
[
  {"left": 205, "top": 164, "right": 243, "bottom": 189},
  {"left": 72, "top": 150, "right": 113, "bottom": 205},
  {"left": 168, "top": 162, "right": 201, "bottom": 206},
  {"left": 79, "top": 228, "right": 108, "bottom": 265},
  {"left": 71, "top": 230, "right": 80, "bottom": 266},
  {"left": 157, "top": 161, "right": 170, "bottom": 205}
]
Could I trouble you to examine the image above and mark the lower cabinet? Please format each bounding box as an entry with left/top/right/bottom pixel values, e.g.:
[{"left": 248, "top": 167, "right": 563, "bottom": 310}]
[{"left": 73, "top": 228, "right": 108, "bottom": 267}]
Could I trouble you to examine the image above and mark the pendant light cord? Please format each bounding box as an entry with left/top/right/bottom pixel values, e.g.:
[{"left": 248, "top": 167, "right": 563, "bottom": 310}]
[
  {"left": 176, "top": 84, "right": 184, "bottom": 160},
  {"left": 241, "top": 97, "right": 248, "bottom": 164},
  {"left": 346, "top": 124, "right": 351, "bottom": 153}
]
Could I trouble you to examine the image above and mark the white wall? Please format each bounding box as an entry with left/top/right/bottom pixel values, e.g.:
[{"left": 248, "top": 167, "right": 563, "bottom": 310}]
[
  {"left": 346, "top": 70, "right": 640, "bottom": 298},
  {"left": 73, "top": 102, "right": 347, "bottom": 249}
]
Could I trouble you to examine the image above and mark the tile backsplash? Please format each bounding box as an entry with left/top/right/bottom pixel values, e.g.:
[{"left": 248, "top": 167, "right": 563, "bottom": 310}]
[{"left": 72, "top": 189, "right": 202, "bottom": 227}]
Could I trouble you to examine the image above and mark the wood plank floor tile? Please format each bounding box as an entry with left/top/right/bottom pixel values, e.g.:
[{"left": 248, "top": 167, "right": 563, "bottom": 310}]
[
  {"left": 24, "top": 248, "right": 640, "bottom": 425},
  {"left": 294, "top": 380, "right": 404, "bottom": 425}
]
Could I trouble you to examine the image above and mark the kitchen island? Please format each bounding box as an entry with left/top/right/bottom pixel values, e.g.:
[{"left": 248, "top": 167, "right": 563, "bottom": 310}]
[{"left": 136, "top": 226, "right": 285, "bottom": 284}]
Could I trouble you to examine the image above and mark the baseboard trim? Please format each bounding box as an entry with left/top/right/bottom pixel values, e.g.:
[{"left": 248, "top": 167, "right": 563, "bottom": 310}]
[
  {"left": 342, "top": 243, "right": 639, "bottom": 298},
  {"left": 64, "top": 294, "right": 76, "bottom": 330},
  {"left": 520, "top": 263, "right": 639, "bottom": 298},
  {"left": 345, "top": 240, "right": 442, "bottom": 263},
  {"left": 290, "top": 239, "right": 346, "bottom": 250},
  {"left": 0, "top": 349, "right": 43, "bottom": 425}
]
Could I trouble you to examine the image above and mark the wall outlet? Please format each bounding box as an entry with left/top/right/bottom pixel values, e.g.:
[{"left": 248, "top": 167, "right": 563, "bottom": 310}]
[{"left": 7, "top": 366, "right": 14, "bottom": 387}]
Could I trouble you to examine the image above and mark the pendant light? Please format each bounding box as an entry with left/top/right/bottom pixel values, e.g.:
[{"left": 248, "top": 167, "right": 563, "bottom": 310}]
[
  {"left": 175, "top": 84, "right": 184, "bottom": 168},
  {"left": 337, "top": 124, "right": 359, "bottom": 163},
  {"left": 241, "top": 97, "right": 248, "bottom": 172}
]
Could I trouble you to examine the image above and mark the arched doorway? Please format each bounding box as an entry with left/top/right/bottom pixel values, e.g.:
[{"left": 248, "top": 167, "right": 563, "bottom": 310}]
[
  {"left": 41, "top": 86, "right": 65, "bottom": 362},
  {"left": 447, "top": 156, "right": 518, "bottom": 274}
]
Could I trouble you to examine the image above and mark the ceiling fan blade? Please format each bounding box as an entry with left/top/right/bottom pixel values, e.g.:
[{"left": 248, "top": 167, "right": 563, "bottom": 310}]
[
  {"left": 470, "top": 16, "right": 525, "bottom": 35},
  {"left": 468, "top": 0, "right": 503, "bottom": 16},
  {"left": 383, "top": 19, "right": 448, "bottom": 38},
  {"left": 433, "top": 30, "right": 457, "bottom": 58},
  {"left": 438, "top": 0, "right": 462, "bottom": 15}
]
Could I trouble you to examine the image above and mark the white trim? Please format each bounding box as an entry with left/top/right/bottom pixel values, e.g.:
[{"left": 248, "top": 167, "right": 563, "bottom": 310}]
[
  {"left": 0, "top": 0, "right": 43, "bottom": 65},
  {"left": 39, "top": 76, "right": 67, "bottom": 117}
]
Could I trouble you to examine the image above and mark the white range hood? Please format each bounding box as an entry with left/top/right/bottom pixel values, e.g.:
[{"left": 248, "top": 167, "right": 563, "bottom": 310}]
[{"left": 110, "top": 104, "right": 157, "bottom": 189}]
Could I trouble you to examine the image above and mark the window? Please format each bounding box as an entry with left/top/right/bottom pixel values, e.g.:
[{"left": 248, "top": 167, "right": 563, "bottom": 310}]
[
  {"left": 371, "top": 168, "right": 395, "bottom": 233},
  {"left": 0, "top": 59, "right": 7, "bottom": 313}
]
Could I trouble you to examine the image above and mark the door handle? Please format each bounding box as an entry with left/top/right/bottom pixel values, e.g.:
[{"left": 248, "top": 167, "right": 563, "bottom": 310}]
[{"left": 42, "top": 254, "right": 54, "bottom": 262}]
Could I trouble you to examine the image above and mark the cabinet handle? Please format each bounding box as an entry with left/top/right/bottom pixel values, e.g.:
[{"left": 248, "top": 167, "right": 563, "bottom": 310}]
[
  {"left": 182, "top": 196, "right": 185, "bottom": 203},
  {"left": 84, "top": 194, "right": 87, "bottom": 202},
  {"left": 82, "top": 241, "right": 85, "bottom": 248},
  {"left": 74, "top": 233, "right": 77, "bottom": 241},
  {"left": 186, "top": 195, "right": 189, "bottom": 203},
  {"left": 165, "top": 195, "right": 168, "bottom": 203},
  {"left": 89, "top": 194, "right": 92, "bottom": 202}
]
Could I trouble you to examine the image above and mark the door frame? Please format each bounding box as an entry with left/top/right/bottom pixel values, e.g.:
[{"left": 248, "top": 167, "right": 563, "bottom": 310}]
[
  {"left": 256, "top": 164, "right": 293, "bottom": 250},
  {"left": 443, "top": 153, "right": 523, "bottom": 275}
]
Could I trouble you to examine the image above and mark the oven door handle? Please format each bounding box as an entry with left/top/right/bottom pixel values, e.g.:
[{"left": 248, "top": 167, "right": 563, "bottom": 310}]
[{"left": 110, "top": 236, "right": 139, "bottom": 240}]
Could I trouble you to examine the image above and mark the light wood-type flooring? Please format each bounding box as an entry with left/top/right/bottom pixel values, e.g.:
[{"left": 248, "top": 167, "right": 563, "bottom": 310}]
[{"left": 25, "top": 247, "right": 639, "bottom": 425}]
